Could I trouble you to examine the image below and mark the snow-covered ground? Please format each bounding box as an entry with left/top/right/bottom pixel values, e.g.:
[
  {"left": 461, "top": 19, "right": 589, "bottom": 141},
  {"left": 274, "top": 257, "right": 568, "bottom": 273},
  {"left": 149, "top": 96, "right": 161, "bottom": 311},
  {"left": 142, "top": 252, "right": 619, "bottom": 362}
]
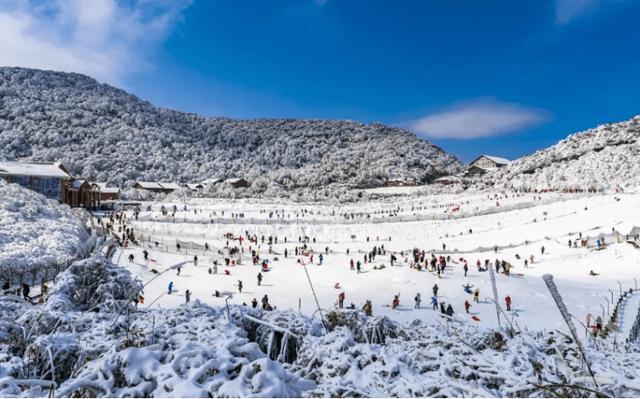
[{"left": 114, "top": 191, "right": 640, "bottom": 333}]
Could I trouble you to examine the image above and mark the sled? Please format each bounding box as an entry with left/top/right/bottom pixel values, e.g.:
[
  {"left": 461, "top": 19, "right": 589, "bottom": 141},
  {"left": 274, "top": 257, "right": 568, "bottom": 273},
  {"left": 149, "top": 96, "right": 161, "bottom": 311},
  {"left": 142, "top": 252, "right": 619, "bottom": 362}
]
[
  {"left": 149, "top": 258, "right": 157, "bottom": 263},
  {"left": 471, "top": 315, "right": 481, "bottom": 322}
]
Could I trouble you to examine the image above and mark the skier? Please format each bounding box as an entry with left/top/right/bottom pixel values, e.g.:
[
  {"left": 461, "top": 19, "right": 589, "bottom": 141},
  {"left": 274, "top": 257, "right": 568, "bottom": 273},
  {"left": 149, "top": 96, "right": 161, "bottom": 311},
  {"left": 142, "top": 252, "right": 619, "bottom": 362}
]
[
  {"left": 177, "top": 266, "right": 181, "bottom": 276},
  {"left": 193, "top": 255, "right": 198, "bottom": 266},
  {"left": 238, "top": 280, "right": 243, "bottom": 293},
  {"left": 143, "top": 249, "right": 149, "bottom": 262},
  {"left": 431, "top": 295, "right": 438, "bottom": 310},
  {"left": 319, "top": 253, "right": 323, "bottom": 265},
  {"left": 128, "top": 254, "right": 134, "bottom": 262},
  {"left": 463, "top": 263, "right": 468, "bottom": 277},
  {"left": 185, "top": 289, "right": 191, "bottom": 303},
  {"left": 257, "top": 272, "right": 263, "bottom": 286},
  {"left": 414, "top": 293, "right": 421, "bottom": 309},
  {"left": 540, "top": 245, "right": 545, "bottom": 255},
  {"left": 464, "top": 300, "right": 471, "bottom": 313},
  {"left": 505, "top": 295, "right": 512, "bottom": 311},
  {"left": 168, "top": 281, "right": 174, "bottom": 294},
  {"left": 473, "top": 288, "right": 480, "bottom": 303},
  {"left": 356, "top": 261, "right": 361, "bottom": 274},
  {"left": 432, "top": 284, "right": 439, "bottom": 297}
]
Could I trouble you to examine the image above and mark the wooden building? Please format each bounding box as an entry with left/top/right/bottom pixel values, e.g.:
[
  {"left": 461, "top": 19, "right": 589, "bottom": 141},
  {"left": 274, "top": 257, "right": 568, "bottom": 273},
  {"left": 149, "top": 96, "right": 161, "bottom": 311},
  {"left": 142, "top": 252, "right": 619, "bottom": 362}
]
[
  {"left": 93, "top": 182, "right": 120, "bottom": 201},
  {"left": 134, "top": 181, "right": 177, "bottom": 193},
  {"left": 224, "top": 178, "right": 251, "bottom": 189},
  {"left": 68, "top": 179, "right": 100, "bottom": 209},
  {"left": 466, "top": 155, "right": 511, "bottom": 176},
  {"left": 0, "top": 161, "right": 99, "bottom": 209}
]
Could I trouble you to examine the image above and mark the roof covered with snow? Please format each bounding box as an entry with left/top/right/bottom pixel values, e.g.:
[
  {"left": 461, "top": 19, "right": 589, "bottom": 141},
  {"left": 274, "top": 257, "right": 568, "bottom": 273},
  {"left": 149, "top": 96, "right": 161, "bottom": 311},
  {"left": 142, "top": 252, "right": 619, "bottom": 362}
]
[
  {"left": 159, "top": 182, "right": 183, "bottom": 190},
  {"left": 0, "top": 161, "right": 71, "bottom": 179},
  {"left": 472, "top": 155, "right": 511, "bottom": 166},
  {"left": 94, "top": 182, "right": 120, "bottom": 193},
  {"left": 135, "top": 181, "right": 165, "bottom": 190}
]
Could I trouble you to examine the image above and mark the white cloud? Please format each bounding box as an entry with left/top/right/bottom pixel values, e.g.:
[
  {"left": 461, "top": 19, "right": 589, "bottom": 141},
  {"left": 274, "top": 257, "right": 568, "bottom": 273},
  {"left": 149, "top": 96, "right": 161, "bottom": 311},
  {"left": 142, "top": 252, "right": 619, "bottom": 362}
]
[
  {"left": 0, "top": 0, "right": 190, "bottom": 85},
  {"left": 555, "top": 0, "right": 599, "bottom": 24},
  {"left": 408, "top": 99, "right": 551, "bottom": 140}
]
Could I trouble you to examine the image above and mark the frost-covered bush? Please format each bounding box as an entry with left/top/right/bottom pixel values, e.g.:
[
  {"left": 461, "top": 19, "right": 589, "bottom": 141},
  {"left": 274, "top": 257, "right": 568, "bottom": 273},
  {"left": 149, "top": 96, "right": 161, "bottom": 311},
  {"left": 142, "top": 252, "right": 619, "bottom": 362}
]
[
  {"left": 0, "top": 67, "right": 462, "bottom": 200},
  {"left": 0, "top": 179, "right": 90, "bottom": 275},
  {"left": 44, "top": 255, "right": 142, "bottom": 313}
]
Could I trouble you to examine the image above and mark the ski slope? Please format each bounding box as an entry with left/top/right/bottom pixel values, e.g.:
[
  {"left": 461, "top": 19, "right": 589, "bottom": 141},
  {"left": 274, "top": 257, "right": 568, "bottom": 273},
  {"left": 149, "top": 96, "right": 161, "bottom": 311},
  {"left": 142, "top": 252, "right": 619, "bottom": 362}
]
[{"left": 112, "top": 191, "right": 640, "bottom": 332}]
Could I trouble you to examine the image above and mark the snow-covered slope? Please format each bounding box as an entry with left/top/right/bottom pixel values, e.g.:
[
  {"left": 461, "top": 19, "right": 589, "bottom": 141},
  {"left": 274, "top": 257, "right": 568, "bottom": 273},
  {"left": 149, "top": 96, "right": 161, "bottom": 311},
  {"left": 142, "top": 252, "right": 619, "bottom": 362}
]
[
  {"left": 481, "top": 116, "right": 640, "bottom": 191},
  {"left": 0, "top": 67, "right": 462, "bottom": 197},
  {"left": 0, "top": 179, "right": 90, "bottom": 274}
]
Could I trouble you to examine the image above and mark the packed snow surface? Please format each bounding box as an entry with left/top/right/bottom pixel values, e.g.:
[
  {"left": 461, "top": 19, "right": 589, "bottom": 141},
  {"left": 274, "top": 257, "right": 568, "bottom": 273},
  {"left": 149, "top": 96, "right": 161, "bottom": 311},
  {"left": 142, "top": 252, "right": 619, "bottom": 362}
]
[{"left": 116, "top": 191, "right": 640, "bottom": 332}]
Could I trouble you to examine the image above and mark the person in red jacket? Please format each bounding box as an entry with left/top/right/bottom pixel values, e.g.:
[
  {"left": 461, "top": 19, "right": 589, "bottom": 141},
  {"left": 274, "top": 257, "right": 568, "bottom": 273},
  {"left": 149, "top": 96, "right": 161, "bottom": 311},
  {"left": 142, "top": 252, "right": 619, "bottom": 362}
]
[
  {"left": 338, "top": 292, "right": 345, "bottom": 309},
  {"left": 464, "top": 300, "right": 471, "bottom": 313},
  {"left": 505, "top": 295, "right": 512, "bottom": 311}
]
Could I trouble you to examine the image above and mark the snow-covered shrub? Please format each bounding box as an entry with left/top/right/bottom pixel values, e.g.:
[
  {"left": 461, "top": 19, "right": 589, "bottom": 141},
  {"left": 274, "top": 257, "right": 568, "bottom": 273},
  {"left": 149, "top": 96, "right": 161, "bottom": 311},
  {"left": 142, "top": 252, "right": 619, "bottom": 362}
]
[
  {"left": 44, "top": 255, "right": 142, "bottom": 313},
  {"left": 0, "top": 179, "right": 90, "bottom": 275}
]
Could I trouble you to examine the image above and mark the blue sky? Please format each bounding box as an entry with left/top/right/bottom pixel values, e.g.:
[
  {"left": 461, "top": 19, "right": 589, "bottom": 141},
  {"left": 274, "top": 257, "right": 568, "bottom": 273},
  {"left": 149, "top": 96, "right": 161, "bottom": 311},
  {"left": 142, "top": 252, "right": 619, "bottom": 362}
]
[{"left": 1, "top": 0, "right": 640, "bottom": 161}]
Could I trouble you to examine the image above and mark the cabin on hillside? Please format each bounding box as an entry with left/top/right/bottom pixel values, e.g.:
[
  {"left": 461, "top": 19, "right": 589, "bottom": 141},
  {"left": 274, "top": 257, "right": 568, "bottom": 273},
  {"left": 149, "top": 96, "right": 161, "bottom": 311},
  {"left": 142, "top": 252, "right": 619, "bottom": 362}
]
[
  {"left": 0, "top": 161, "right": 100, "bottom": 209},
  {"left": 224, "top": 178, "right": 251, "bottom": 189},
  {"left": 0, "top": 161, "right": 71, "bottom": 202},
  {"left": 466, "top": 155, "right": 511, "bottom": 176},
  {"left": 134, "top": 181, "right": 179, "bottom": 193},
  {"left": 93, "top": 182, "right": 120, "bottom": 201},
  {"left": 434, "top": 175, "right": 462, "bottom": 186},
  {"left": 68, "top": 179, "right": 100, "bottom": 209},
  {"left": 387, "top": 179, "right": 409, "bottom": 187}
]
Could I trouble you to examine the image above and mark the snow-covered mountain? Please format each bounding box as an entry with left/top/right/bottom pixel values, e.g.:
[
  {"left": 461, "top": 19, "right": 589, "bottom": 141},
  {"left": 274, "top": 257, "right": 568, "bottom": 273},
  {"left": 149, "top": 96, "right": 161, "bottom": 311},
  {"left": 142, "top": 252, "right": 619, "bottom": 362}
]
[
  {"left": 480, "top": 116, "right": 640, "bottom": 191},
  {"left": 0, "top": 67, "right": 462, "bottom": 197}
]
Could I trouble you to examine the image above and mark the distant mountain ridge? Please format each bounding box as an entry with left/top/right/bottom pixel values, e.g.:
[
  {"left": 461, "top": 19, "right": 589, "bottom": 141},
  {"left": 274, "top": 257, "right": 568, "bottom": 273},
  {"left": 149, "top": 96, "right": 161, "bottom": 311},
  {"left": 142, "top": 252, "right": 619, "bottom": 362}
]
[
  {"left": 479, "top": 115, "right": 640, "bottom": 191},
  {"left": 0, "top": 67, "right": 462, "bottom": 199}
]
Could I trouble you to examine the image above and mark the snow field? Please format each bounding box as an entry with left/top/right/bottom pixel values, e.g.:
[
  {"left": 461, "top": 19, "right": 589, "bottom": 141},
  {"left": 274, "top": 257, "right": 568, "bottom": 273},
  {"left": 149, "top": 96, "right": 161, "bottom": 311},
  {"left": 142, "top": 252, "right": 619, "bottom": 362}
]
[{"left": 115, "top": 192, "right": 640, "bottom": 333}]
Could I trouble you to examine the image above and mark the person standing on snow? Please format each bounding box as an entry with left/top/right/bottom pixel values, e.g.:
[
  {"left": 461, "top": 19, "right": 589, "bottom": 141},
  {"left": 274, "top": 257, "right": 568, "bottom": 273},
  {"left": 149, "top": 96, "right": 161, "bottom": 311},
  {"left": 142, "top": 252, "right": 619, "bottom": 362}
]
[
  {"left": 432, "top": 284, "right": 439, "bottom": 297},
  {"left": 540, "top": 246, "right": 545, "bottom": 255},
  {"left": 392, "top": 294, "right": 400, "bottom": 310},
  {"left": 168, "top": 281, "right": 174, "bottom": 294},
  {"left": 257, "top": 272, "right": 263, "bottom": 286},
  {"left": 238, "top": 280, "right": 243, "bottom": 293},
  {"left": 193, "top": 255, "right": 198, "bottom": 266},
  {"left": 446, "top": 304, "right": 454, "bottom": 317},
  {"left": 251, "top": 298, "right": 258, "bottom": 308},
  {"left": 473, "top": 288, "right": 480, "bottom": 303},
  {"left": 463, "top": 262, "right": 468, "bottom": 277},
  {"left": 185, "top": 290, "right": 191, "bottom": 303},
  {"left": 414, "top": 293, "right": 421, "bottom": 309},
  {"left": 431, "top": 295, "right": 438, "bottom": 310},
  {"left": 464, "top": 300, "right": 471, "bottom": 313},
  {"left": 338, "top": 292, "right": 345, "bottom": 309},
  {"left": 505, "top": 295, "right": 512, "bottom": 311}
]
